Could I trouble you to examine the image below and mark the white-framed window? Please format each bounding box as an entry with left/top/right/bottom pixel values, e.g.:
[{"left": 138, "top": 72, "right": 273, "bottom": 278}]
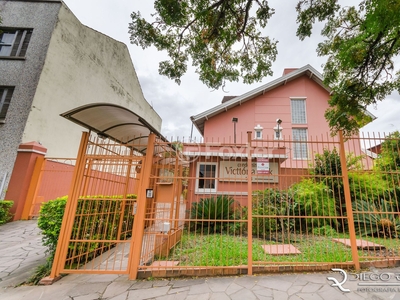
[
  {"left": 196, "top": 163, "right": 217, "bottom": 192},
  {"left": 292, "top": 128, "right": 308, "bottom": 159},
  {"left": 254, "top": 124, "right": 263, "bottom": 139},
  {"left": 0, "top": 87, "right": 14, "bottom": 123},
  {"left": 0, "top": 28, "right": 33, "bottom": 57},
  {"left": 273, "top": 125, "right": 283, "bottom": 140},
  {"left": 291, "top": 98, "right": 307, "bottom": 124}
]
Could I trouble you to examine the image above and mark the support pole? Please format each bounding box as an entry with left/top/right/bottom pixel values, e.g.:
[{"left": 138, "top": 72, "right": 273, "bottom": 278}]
[
  {"left": 247, "top": 131, "right": 253, "bottom": 275},
  {"left": 338, "top": 130, "right": 360, "bottom": 271},
  {"left": 129, "top": 133, "right": 156, "bottom": 279}
]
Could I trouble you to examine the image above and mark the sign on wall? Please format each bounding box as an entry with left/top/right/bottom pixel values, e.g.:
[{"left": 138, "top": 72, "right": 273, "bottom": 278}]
[{"left": 219, "top": 160, "right": 279, "bottom": 183}]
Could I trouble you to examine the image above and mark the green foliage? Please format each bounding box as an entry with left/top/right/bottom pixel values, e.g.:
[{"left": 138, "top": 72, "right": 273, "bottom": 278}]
[
  {"left": 297, "top": 0, "right": 400, "bottom": 136},
  {"left": 375, "top": 131, "right": 400, "bottom": 181},
  {"left": 290, "top": 179, "right": 337, "bottom": 229},
  {"left": 37, "top": 196, "right": 67, "bottom": 255},
  {"left": 38, "top": 194, "right": 137, "bottom": 265},
  {"left": 190, "top": 195, "right": 236, "bottom": 232},
  {"left": 252, "top": 189, "right": 295, "bottom": 237},
  {"left": 353, "top": 199, "right": 400, "bottom": 237},
  {"left": 312, "top": 225, "right": 339, "bottom": 237},
  {"left": 349, "top": 172, "right": 393, "bottom": 204},
  {"left": 129, "top": 0, "right": 277, "bottom": 89},
  {"left": 0, "top": 200, "right": 14, "bottom": 225}
]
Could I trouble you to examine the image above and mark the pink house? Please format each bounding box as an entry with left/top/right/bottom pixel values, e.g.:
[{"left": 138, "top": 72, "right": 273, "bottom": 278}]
[{"left": 185, "top": 65, "right": 375, "bottom": 205}]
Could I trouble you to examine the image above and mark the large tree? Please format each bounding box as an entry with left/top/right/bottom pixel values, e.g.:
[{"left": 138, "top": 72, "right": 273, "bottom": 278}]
[{"left": 130, "top": 0, "right": 400, "bottom": 135}]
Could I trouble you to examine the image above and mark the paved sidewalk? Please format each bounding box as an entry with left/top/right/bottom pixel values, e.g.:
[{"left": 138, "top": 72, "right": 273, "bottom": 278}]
[
  {"left": 0, "top": 220, "right": 47, "bottom": 288},
  {"left": 1, "top": 220, "right": 400, "bottom": 299}
]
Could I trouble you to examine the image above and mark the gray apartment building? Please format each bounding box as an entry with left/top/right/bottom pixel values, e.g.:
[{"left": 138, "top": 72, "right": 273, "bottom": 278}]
[{"left": 0, "top": 0, "right": 162, "bottom": 198}]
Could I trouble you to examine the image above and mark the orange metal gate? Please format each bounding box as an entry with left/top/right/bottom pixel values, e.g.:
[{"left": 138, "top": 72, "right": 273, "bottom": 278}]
[{"left": 51, "top": 132, "right": 146, "bottom": 276}]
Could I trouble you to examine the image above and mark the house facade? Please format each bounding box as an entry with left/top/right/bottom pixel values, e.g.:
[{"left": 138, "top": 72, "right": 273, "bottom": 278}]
[
  {"left": 0, "top": 0, "right": 161, "bottom": 199},
  {"left": 186, "top": 65, "right": 374, "bottom": 205}
]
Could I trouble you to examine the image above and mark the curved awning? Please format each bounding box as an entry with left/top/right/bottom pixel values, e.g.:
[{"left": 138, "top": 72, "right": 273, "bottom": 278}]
[{"left": 60, "top": 103, "right": 165, "bottom": 153}]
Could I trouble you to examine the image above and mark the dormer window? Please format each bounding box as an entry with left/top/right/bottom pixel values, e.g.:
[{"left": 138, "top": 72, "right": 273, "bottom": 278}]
[{"left": 254, "top": 124, "right": 263, "bottom": 139}]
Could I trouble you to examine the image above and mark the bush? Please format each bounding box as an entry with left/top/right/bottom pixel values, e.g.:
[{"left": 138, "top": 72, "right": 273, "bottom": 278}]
[
  {"left": 349, "top": 172, "right": 393, "bottom": 204},
  {"left": 353, "top": 199, "right": 400, "bottom": 237},
  {"left": 290, "top": 179, "right": 337, "bottom": 230},
  {"left": 37, "top": 196, "right": 67, "bottom": 256},
  {"left": 312, "top": 225, "right": 339, "bottom": 237},
  {"left": 252, "top": 189, "right": 295, "bottom": 238},
  {"left": 0, "top": 200, "right": 14, "bottom": 225},
  {"left": 190, "top": 195, "right": 236, "bottom": 232}
]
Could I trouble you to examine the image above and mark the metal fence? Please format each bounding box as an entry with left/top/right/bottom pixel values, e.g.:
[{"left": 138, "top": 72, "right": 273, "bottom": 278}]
[{"left": 49, "top": 131, "right": 400, "bottom": 280}]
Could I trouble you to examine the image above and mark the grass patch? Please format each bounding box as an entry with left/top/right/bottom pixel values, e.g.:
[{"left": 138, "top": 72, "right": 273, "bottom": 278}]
[{"left": 165, "top": 232, "right": 355, "bottom": 266}]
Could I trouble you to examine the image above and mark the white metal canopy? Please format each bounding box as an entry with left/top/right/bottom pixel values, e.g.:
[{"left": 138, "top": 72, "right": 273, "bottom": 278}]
[{"left": 60, "top": 103, "right": 165, "bottom": 153}]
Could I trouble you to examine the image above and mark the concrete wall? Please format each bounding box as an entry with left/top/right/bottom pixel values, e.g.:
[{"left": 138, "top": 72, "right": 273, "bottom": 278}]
[
  {"left": 0, "top": 0, "right": 61, "bottom": 198},
  {"left": 23, "top": 2, "right": 162, "bottom": 158}
]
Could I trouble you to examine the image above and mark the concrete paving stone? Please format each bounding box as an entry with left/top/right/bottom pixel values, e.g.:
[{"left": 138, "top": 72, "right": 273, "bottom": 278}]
[
  {"left": 86, "top": 274, "right": 120, "bottom": 283},
  {"left": 0, "top": 258, "right": 24, "bottom": 267},
  {"left": 152, "top": 279, "right": 170, "bottom": 287},
  {"left": 304, "top": 273, "right": 335, "bottom": 284},
  {"left": 287, "top": 285, "right": 302, "bottom": 295},
  {"left": 103, "top": 281, "right": 136, "bottom": 299},
  {"left": 225, "top": 282, "right": 244, "bottom": 295},
  {"left": 206, "top": 276, "right": 234, "bottom": 292},
  {"left": 130, "top": 280, "right": 155, "bottom": 290},
  {"left": 74, "top": 293, "right": 103, "bottom": 300},
  {"left": 294, "top": 292, "right": 324, "bottom": 300},
  {"left": 343, "top": 292, "right": 368, "bottom": 300},
  {"left": 256, "top": 296, "right": 273, "bottom": 300},
  {"left": 108, "top": 291, "right": 129, "bottom": 300},
  {"left": 234, "top": 275, "right": 258, "bottom": 289},
  {"left": 187, "top": 282, "right": 212, "bottom": 295},
  {"left": 273, "top": 289, "right": 290, "bottom": 299},
  {"left": 156, "top": 290, "right": 189, "bottom": 300},
  {"left": 257, "top": 277, "right": 293, "bottom": 292},
  {"left": 253, "top": 285, "right": 273, "bottom": 297},
  {"left": 168, "top": 286, "right": 190, "bottom": 294},
  {"left": 288, "top": 295, "right": 304, "bottom": 300},
  {"left": 301, "top": 282, "right": 322, "bottom": 293},
  {"left": 65, "top": 281, "right": 110, "bottom": 297},
  {"left": 170, "top": 278, "right": 206, "bottom": 288},
  {"left": 209, "top": 292, "right": 231, "bottom": 300},
  {"left": 230, "top": 288, "right": 258, "bottom": 300},
  {"left": 185, "top": 293, "right": 210, "bottom": 300},
  {"left": 127, "top": 286, "right": 171, "bottom": 300},
  {"left": 317, "top": 289, "right": 354, "bottom": 300}
]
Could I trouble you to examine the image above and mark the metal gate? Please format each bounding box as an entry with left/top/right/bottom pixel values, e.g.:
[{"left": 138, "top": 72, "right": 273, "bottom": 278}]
[{"left": 51, "top": 132, "right": 145, "bottom": 276}]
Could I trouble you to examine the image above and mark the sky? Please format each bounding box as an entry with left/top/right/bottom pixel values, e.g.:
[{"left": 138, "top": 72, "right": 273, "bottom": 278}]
[{"left": 62, "top": 0, "right": 400, "bottom": 140}]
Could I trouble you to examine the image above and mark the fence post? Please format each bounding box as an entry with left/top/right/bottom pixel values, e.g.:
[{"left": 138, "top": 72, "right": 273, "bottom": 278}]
[
  {"left": 129, "top": 133, "right": 156, "bottom": 280},
  {"left": 338, "top": 130, "right": 360, "bottom": 271},
  {"left": 247, "top": 131, "right": 253, "bottom": 275},
  {"left": 21, "top": 156, "right": 45, "bottom": 220}
]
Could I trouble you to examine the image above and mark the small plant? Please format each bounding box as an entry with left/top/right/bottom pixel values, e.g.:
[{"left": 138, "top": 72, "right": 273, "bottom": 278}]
[
  {"left": 190, "top": 195, "right": 236, "bottom": 232},
  {"left": 353, "top": 199, "right": 400, "bottom": 238},
  {"left": 290, "top": 179, "right": 337, "bottom": 230},
  {"left": 0, "top": 200, "right": 13, "bottom": 225},
  {"left": 312, "top": 225, "right": 339, "bottom": 237}
]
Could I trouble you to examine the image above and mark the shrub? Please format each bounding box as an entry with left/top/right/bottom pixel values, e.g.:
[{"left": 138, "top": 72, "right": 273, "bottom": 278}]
[
  {"left": 252, "top": 189, "right": 295, "bottom": 238},
  {"left": 290, "top": 179, "right": 337, "bottom": 230},
  {"left": 190, "top": 195, "right": 236, "bottom": 232},
  {"left": 353, "top": 199, "right": 400, "bottom": 237},
  {"left": 38, "top": 196, "right": 67, "bottom": 256},
  {"left": 0, "top": 200, "right": 14, "bottom": 225},
  {"left": 312, "top": 225, "right": 339, "bottom": 237},
  {"left": 349, "top": 172, "right": 393, "bottom": 204}
]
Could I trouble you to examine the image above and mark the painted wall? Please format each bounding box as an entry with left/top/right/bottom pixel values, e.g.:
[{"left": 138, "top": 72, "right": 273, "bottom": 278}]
[
  {"left": 203, "top": 75, "right": 331, "bottom": 143},
  {"left": 22, "top": 3, "right": 162, "bottom": 158},
  {"left": 0, "top": 1, "right": 61, "bottom": 198}
]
